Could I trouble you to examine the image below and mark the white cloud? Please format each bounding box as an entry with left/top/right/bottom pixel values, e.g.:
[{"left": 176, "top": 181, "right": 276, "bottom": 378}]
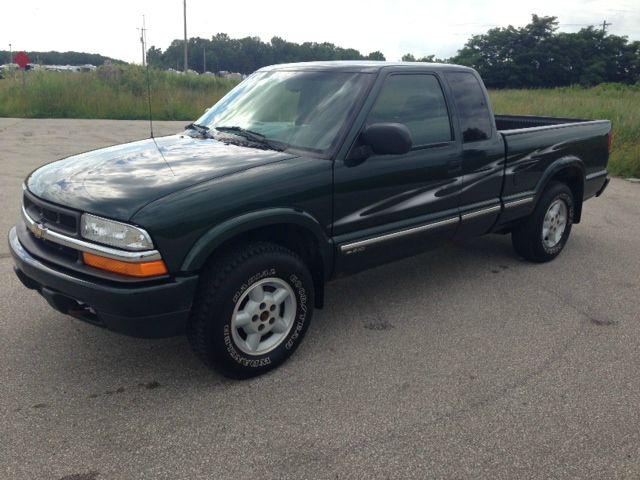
[{"left": 2, "top": 0, "right": 638, "bottom": 64}]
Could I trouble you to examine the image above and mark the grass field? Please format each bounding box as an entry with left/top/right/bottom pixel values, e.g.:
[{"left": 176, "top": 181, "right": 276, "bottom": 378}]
[
  {"left": 0, "top": 66, "right": 237, "bottom": 121},
  {"left": 0, "top": 67, "right": 638, "bottom": 176}
]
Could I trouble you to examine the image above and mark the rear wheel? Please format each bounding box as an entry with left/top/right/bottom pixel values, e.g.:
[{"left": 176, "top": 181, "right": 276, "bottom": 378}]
[
  {"left": 188, "top": 241, "right": 314, "bottom": 378},
  {"left": 512, "top": 181, "right": 574, "bottom": 262}
]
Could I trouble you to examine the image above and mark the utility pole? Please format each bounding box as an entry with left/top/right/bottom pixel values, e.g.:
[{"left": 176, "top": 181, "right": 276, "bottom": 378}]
[
  {"left": 138, "top": 16, "right": 147, "bottom": 67},
  {"left": 183, "top": 0, "right": 188, "bottom": 72},
  {"left": 601, "top": 20, "right": 612, "bottom": 34}
]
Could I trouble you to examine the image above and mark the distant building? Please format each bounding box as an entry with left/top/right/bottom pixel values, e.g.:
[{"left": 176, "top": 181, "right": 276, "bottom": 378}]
[
  {"left": 216, "top": 70, "right": 243, "bottom": 80},
  {"left": 1, "top": 63, "right": 97, "bottom": 73}
]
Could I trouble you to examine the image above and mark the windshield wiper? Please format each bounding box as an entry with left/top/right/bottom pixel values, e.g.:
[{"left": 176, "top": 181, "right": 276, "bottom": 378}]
[
  {"left": 184, "top": 123, "right": 213, "bottom": 138},
  {"left": 214, "top": 126, "right": 284, "bottom": 151}
]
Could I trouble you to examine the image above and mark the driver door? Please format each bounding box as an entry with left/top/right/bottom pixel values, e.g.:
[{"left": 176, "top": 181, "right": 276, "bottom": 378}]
[{"left": 332, "top": 71, "right": 463, "bottom": 274}]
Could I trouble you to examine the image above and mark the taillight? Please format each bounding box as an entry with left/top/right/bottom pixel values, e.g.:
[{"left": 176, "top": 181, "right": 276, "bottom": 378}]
[{"left": 608, "top": 130, "right": 614, "bottom": 153}]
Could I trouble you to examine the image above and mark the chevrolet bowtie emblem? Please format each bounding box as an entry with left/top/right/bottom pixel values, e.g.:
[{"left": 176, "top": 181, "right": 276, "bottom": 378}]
[{"left": 30, "top": 222, "right": 47, "bottom": 239}]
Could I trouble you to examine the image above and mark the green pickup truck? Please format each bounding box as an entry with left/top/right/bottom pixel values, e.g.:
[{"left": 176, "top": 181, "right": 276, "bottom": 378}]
[{"left": 9, "top": 61, "right": 611, "bottom": 378}]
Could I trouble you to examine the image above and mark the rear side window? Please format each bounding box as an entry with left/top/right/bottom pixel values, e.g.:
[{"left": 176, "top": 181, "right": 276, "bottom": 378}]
[
  {"left": 445, "top": 72, "right": 493, "bottom": 142},
  {"left": 367, "top": 74, "right": 452, "bottom": 146}
]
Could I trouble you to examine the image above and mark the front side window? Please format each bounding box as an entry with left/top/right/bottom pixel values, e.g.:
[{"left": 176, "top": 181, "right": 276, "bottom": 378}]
[
  {"left": 444, "top": 71, "right": 493, "bottom": 142},
  {"left": 197, "top": 70, "right": 373, "bottom": 154},
  {"left": 367, "top": 74, "right": 452, "bottom": 147}
]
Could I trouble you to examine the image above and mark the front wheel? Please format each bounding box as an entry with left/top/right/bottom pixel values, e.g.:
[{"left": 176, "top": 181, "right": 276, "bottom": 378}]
[
  {"left": 512, "top": 181, "right": 574, "bottom": 262},
  {"left": 188, "top": 241, "right": 314, "bottom": 378}
]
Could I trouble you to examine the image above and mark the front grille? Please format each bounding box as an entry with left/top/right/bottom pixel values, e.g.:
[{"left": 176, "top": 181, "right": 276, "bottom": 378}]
[
  {"left": 22, "top": 190, "right": 82, "bottom": 263},
  {"left": 36, "top": 236, "right": 81, "bottom": 261},
  {"left": 23, "top": 191, "right": 80, "bottom": 237},
  {"left": 19, "top": 191, "right": 164, "bottom": 284}
]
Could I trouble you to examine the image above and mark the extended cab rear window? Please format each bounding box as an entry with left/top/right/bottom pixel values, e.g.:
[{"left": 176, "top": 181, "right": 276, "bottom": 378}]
[
  {"left": 444, "top": 71, "right": 493, "bottom": 142},
  {"left": 367, "top": 74, "right": 452, "bottom": 147}
]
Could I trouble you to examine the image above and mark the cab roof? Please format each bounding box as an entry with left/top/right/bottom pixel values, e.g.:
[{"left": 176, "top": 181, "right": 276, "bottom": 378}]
[{"left": 258, "top": 60, "right": 475, "bottom": 74}]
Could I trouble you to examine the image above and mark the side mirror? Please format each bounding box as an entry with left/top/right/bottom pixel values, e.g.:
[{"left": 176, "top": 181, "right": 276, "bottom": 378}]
[{"left": 361, "top": 123, "right": 412, "bottom": 156}]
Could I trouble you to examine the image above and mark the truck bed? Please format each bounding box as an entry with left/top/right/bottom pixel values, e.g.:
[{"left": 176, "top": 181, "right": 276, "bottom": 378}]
[{"left": 495, "top": 114, "right": 611, "bottom": 204}]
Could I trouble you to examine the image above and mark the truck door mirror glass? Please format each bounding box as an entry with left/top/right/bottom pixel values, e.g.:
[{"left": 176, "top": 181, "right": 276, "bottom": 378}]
[{"left": 361, "top": 123, "right": 413, "bottom": 156}]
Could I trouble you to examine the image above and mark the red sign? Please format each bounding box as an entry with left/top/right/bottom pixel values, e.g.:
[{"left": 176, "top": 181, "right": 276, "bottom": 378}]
[{"left": 15, "top": 52, "right": 30, "bottom": 70}]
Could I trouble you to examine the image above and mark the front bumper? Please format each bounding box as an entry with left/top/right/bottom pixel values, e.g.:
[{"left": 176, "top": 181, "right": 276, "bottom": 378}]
[{"left": 9, "top": 227, "right": 199, "bottom": 338}]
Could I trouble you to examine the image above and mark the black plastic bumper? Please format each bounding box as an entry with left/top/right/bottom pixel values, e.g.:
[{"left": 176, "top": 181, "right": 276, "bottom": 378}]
[
  {"left": 595, "top": 177, "right": 610, "bottom": 197},
  {"left": 9, "top": 227, "right": 199, "bottom": 338}
]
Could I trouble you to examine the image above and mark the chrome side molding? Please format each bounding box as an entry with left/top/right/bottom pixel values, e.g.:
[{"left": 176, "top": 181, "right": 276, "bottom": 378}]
[
  {"left": 503, "top": 196, "right": 534, "bottom": 209},
  {"left": 461, "top": 204, "right": 501, "bottom": 221},
  {"left": 340, "top": 196, "right": 535, "bottom": 254},
  {"left": 340, "top": 216, "right": 459, "bottom": 253}
]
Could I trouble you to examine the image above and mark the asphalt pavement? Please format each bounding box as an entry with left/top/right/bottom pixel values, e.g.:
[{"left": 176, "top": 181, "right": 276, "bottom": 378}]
[{"left": 1, "top": 119, "right": 639, "bottom": 479}]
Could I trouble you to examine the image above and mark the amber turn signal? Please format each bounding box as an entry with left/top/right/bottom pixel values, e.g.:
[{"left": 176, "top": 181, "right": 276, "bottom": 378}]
[{"left": 82, "top": 252, "right": 168, "bottom": 278}]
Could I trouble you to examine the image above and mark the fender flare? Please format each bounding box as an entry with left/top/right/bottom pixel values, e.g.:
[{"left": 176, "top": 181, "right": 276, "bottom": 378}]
[
  {"left": 180, "top": 208, "right": 333, "bottom": 273},
  {"left": 534, "top": 156, "right": 585, "bottom": 221}
]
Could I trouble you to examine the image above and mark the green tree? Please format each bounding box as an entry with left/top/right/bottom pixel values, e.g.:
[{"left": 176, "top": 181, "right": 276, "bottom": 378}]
[
  {"left": 0, "top": 50, "right": 123, "bottom": 66},
  {"left": 449, "top": 14, "right": 640, "bottom": 88},
  {"left": 146, "top": 46, "right": 163, "bottom": 68},
  {"left": 367, "top": 51, "right": 385, "bottom": 61},
  {"left": 148, "top": 33, "right": 385, "bottom": 74}
]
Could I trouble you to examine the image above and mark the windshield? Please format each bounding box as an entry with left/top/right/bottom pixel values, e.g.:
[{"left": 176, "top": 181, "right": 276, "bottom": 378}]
[{"left": 195, "top": 70, "right": 373, "bottom": 155}]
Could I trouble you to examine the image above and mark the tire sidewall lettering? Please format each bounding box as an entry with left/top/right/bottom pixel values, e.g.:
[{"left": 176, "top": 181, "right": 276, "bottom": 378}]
[
  {"left": 226, "top": 269, "right": 309, "bottom": 367},
  {"left": 223, "top": 324, "right": 272, "bottom": 368},
  {"left": 285, "top": 274, "right": 308, "bottom": 351},
  {"left": 232, "top": 268, "right": 276, "bottom": 304}
]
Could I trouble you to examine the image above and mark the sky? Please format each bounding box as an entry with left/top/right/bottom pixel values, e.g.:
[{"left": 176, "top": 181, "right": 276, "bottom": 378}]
[{"left": 2, "top": 0, "right": 639, "bottom": 64}]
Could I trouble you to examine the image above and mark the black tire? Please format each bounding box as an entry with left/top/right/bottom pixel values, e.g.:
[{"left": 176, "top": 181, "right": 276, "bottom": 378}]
[
  {"left": 512, "top": 181, "right": 574, "bottom": 263},
  {"left": 187, "top": 241, "right": 314, "bottom": 379}
]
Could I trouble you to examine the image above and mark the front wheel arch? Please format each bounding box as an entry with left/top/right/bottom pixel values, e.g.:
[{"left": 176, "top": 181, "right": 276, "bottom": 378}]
[{"left": 181, "top": 211, "right": 331, "bottom": 309}]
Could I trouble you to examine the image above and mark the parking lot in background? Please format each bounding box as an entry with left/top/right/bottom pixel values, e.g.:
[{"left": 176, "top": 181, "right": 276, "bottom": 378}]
[{"left": 1, "top": 118, "right": 639, "bottom": 479}]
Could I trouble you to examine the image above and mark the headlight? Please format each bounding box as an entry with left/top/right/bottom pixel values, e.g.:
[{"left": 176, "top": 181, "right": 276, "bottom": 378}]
[{"left": 80, "top": 214, "right": 154, "bottom": 251}]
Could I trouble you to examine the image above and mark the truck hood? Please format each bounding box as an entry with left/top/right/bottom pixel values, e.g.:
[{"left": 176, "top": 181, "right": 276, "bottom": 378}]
[{"left": 27, "top": 134, "right": 297, "bottom": 220}]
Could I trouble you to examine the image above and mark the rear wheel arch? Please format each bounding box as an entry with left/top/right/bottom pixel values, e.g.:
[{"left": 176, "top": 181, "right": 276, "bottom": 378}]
[
  {"left": 536, "top": 158, "right": 585, "bottom": 224},
  {"left": 513, "top": 181, "right": 574, "bottom": 262}
]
